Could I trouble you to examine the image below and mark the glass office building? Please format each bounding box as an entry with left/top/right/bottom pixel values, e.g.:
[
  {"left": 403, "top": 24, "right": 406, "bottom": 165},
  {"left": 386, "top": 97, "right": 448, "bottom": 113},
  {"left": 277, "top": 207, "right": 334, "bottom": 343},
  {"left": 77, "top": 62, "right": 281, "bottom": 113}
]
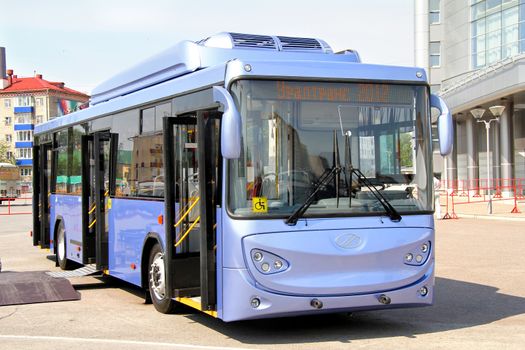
[{"left": 416, "top": 0, "right": 525, "bottom": 192}]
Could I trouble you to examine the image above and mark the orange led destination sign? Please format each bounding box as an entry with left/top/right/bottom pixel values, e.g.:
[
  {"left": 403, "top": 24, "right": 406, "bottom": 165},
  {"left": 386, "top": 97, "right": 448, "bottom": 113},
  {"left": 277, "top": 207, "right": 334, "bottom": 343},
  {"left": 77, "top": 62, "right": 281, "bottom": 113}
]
[{"left": 276, "top": 81, "right": 392, "bottom": 104}]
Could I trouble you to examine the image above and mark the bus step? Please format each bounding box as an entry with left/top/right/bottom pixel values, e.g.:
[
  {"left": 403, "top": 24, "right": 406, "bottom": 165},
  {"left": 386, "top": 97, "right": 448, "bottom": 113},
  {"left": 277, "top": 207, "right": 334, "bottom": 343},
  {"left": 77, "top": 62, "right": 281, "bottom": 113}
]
[
  {"left": 46, "top": 264, "right": 99, "bottom": 278},
  {"left": 174, "top": 287, "right": 200, "bottom": 298},
  {"left": 174, "top": 296, "right": 217, "bottom": 318}
]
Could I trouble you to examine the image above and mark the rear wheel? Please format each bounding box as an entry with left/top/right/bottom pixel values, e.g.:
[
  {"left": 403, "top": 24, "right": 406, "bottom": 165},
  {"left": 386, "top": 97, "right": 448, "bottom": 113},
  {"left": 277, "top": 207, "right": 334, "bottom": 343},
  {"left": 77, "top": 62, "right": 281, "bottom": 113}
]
[
  {"left": 56, "top": 221, "right": 72, "bottom": 270},
  {"left": 148, "top": 243, "right": 178, "bottom": 313}
]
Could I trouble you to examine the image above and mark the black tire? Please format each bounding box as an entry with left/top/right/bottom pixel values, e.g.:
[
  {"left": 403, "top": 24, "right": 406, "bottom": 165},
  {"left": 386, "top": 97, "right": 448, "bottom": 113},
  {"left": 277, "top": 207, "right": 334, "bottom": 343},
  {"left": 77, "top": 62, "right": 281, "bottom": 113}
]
[
  {"left": 56, "top": 221, "right": 72, "bottom": 270},
  {"left": 148, "top": 243, "right": 178, "bottom": 313}
]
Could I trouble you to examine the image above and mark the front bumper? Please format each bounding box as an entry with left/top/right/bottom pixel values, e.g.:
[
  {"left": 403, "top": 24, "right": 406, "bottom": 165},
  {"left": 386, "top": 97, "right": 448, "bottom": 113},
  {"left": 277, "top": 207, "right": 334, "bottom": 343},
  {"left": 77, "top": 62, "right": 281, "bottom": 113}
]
[{"left": 220, "top": 263, "right": 434, "bottom": 322}]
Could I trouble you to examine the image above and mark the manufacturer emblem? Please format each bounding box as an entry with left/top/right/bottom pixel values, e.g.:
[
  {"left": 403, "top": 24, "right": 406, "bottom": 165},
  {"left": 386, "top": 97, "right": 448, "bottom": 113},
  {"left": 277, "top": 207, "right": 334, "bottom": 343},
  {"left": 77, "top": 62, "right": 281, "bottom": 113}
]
[{"left": 335, "top": 233, "right": 362, "bottom": 249}]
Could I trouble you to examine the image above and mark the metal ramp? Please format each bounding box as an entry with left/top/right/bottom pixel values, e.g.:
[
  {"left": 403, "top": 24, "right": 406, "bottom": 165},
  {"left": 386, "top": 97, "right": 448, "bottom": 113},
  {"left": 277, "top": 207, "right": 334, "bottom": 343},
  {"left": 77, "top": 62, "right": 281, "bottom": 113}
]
[
  {"left": 0, "top": 271, "right": 80, "bottom": 306},
  {"left": 46, "top": 264, "right": 99, "bottom": 278}
]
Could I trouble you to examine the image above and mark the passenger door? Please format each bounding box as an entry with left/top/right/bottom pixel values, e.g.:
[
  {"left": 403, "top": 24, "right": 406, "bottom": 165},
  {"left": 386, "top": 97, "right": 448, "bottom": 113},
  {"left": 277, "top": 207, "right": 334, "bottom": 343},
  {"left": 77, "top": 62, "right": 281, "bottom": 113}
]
[
  {"left": 33, "top": 142, "right": 53, "bottom": 248},
  {"left": 164, "top": 110, "right": 221, "bottom": 311},
  {"left": 81, "top": 131, "right": 117, "bottom": 269}
]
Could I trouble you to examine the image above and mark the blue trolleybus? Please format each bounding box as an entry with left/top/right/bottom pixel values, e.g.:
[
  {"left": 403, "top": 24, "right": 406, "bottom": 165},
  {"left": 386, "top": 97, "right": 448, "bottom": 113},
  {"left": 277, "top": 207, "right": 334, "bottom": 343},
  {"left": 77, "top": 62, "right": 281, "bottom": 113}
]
[{"left": 32, "top": 32, "right": 453, "bottom": 321}]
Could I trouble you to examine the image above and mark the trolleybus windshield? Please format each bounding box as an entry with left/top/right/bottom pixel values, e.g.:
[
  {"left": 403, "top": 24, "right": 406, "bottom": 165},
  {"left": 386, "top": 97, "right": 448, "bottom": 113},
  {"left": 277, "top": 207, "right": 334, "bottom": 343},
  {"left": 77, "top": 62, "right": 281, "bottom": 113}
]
[{"left": 228, "top": 80, "right": 433, "bottom": 218}]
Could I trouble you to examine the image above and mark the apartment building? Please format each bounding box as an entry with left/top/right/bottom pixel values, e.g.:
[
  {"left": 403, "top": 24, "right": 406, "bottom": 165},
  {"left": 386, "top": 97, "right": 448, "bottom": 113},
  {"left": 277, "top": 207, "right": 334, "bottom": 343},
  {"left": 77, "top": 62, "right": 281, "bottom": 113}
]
[{"left": 0, "top": 48, "right": 89, "bottom": 185}]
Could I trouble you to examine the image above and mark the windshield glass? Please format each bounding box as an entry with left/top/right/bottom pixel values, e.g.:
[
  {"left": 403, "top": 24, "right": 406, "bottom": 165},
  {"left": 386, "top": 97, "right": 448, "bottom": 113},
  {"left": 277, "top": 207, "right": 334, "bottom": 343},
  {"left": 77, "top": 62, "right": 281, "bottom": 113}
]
[{"left": 228, "top": 80, "right": 432, "bottom": 218}]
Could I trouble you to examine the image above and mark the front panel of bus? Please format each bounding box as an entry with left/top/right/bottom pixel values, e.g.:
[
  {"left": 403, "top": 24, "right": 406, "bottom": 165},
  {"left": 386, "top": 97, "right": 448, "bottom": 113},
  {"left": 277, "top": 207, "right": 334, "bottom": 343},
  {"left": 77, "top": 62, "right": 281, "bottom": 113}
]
[{"left": 219, "top": 79, "right": 434, "bottom": 321}]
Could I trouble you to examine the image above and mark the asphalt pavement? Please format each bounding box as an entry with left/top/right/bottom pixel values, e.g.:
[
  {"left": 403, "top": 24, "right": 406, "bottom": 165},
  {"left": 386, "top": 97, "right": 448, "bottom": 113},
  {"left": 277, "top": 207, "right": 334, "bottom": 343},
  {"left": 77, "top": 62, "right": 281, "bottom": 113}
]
[{"left": 0, "top": 206, "right": 524, "bottom": 350}]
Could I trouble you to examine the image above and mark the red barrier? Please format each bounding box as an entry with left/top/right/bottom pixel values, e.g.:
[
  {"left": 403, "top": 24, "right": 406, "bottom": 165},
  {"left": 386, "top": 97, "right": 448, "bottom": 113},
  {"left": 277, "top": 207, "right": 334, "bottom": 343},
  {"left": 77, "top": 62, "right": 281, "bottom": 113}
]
[
  {"left": 0, "top": 196, "right": 33, "bottom": 216},
  {"left": 441, "top": 178, "right": 524, "bottom": 218}
]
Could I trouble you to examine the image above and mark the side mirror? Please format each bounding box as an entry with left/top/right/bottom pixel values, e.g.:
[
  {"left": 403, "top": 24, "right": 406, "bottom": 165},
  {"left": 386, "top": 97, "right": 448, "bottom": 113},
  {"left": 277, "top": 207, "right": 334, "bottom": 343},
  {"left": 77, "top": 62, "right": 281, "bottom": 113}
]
[
  {"left": 213, "top": 86, "right": 241, "bottom": 159},
  {"left": 430, "top": 94, "right": 453, "bottom": 156}
]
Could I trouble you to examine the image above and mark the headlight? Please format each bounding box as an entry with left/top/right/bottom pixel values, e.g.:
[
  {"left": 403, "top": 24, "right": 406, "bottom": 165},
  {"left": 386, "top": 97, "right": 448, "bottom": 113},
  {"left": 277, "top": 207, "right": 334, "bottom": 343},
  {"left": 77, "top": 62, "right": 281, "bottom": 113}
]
[
  {"left": 253, "top": 251, "right": 263, "bottom": 261},
  {"left": 404, "top": 241, "right": 431, "bottom": 266},
  {"left": 250, "top": 249, "right": 289, "bottom": 274}
]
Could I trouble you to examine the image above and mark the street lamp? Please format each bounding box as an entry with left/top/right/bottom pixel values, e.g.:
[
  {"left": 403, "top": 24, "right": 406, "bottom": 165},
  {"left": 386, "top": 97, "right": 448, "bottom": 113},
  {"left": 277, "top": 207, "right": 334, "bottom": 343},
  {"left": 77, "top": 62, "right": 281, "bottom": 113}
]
[{"left": 470, "top": 105, "right": 505, "bottom": 214}]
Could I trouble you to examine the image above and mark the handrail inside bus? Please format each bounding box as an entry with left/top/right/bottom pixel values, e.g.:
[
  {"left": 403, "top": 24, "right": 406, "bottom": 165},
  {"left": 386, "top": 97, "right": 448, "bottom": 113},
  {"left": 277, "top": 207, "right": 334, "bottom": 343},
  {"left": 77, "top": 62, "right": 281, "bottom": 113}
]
[
  {"left": 174, "top": 216, "right": 200, "bottom": 247},
  {"left": 174, "top": 197, "right": 200, "bottom": 228}
]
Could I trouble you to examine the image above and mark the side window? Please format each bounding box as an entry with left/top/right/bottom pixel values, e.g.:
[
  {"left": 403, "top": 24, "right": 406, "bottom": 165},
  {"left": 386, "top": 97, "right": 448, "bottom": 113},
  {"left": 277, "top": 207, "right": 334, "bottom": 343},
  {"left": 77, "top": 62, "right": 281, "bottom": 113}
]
[
  {"left": 69, "top": 126, "right": 84, "bottom": 194},
  {"left": 55, "top": 130, "right": 69, "bottom": 194},
  {"left": 155, "top": 102, "right": 171, "bottom": 131},
  {"left": 108, "top": 102, "right": 169, "bottom": 198},
  {"left": 140, "top": 103, "right": 171, "bottom": 134},
  {"left": 141, "top": 107, "right": 155, "bottom": 134},
  {"left": 112, "top": 109, "right": 140, "bottom": 197},
  {"left": 134, "top": 133, "right": 164, "bottom": 198},
  {"left": 133, "top": 103, "right": 169, "bottom": 198}
]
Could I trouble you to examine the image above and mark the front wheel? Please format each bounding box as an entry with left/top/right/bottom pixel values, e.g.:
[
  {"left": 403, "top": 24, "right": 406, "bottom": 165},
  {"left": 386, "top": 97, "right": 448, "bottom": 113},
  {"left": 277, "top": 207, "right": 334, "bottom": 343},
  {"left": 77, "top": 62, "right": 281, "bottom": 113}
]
[{"left": 148, "top": 243, "right": 178, "bottom": 313}]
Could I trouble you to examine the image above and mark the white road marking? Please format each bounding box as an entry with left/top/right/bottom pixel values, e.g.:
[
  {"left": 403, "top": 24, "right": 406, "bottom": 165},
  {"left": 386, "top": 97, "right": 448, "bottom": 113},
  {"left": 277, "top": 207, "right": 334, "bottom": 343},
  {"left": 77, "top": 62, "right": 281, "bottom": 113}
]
[{"left": 0, "top": 335, "right": 255, "bottom": 350}]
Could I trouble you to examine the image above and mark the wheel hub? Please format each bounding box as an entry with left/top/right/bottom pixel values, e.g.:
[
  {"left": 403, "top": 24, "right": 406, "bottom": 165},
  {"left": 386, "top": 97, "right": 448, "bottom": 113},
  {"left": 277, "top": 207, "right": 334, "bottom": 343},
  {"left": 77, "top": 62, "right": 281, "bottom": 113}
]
[{"left": 149, "top": 252, "right": 166, "bottom": 300}]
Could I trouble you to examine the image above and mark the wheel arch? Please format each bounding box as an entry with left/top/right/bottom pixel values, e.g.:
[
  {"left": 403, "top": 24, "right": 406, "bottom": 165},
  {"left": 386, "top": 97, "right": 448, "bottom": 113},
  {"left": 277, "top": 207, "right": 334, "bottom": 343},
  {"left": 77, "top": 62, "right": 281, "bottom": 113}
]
[{"left": 141, "top": 232, "right": 164, "bottom": 289}]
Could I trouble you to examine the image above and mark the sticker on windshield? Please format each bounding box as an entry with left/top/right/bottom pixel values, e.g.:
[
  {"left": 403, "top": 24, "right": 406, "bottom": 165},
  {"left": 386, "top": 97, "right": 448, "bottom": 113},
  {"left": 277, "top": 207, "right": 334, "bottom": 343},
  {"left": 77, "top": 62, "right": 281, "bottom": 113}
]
[{"left": 252, "top": 197, "right": 268, "bottom": 213}]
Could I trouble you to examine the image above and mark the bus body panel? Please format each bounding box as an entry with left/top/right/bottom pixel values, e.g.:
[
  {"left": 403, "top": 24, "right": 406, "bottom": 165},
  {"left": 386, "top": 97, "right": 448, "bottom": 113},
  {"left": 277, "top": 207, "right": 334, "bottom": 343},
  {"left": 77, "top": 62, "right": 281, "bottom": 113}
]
[
  {"left": 242, "top": 227, "right": 433, "bottom": 295},
  {"left": 223, "top": 59, "right": 428, "bottom": 90},
  {"left": 220, "top": 213, "right": 434, "bottom": 269},
  {"left": 50, "top": 194, "right": 83, "bottom": 264},
  {"left": 216, "top": 207, "right": 224, "bottom": 320},
  {"left": 108, "top": 198, "right": 165, "bottom": 286},
  {"left": 219, "top": 212, "right": 435, "bottom": 320}
]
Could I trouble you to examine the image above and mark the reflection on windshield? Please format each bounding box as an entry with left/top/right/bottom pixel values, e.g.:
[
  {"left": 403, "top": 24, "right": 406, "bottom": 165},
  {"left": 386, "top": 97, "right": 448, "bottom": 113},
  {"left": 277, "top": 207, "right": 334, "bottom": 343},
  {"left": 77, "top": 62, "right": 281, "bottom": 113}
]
[{"left": 228, "top": 80, "right": 432, "bottom": 218}]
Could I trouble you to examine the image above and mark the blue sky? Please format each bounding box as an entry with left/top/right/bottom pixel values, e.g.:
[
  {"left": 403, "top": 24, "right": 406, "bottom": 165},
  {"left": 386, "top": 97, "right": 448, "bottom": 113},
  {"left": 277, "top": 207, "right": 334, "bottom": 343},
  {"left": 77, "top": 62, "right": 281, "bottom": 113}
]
[{"left": 0, "top": 0, "right": 414, "bottom": 94}]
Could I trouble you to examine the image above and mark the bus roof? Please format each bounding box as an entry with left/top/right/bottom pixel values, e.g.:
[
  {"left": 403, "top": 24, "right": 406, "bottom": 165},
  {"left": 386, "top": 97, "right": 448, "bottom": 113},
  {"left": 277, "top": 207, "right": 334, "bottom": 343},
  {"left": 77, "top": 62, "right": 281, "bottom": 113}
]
[
  {"left": 35, "top": 32, "right": 428, "bottom": 136},
  {"left": 90, "top": 32, "right": 360, "bottom": 106}
]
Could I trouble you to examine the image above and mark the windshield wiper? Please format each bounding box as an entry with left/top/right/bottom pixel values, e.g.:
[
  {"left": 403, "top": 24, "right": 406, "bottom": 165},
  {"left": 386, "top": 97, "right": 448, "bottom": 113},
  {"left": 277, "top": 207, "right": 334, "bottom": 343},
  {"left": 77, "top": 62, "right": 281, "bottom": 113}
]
[
  {"left": 342, "top": 131, "right": 401, "bottom": 222},
  {"left": 285, "top": 165, "right": 342, "bottom": 226},
  {"left": 351, "top": 168, "right": 402, "bottom": 222}
]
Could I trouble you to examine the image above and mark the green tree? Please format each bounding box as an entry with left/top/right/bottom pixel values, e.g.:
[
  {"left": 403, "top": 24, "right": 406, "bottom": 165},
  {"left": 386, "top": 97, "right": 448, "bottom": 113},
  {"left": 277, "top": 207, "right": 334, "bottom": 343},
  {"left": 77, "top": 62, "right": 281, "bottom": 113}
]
[
  {"left": 399, "top": 133, "right": 413, "bottom": 169},
  {"left": 0, "top": 141, "right": 15, "bottom": 165}
]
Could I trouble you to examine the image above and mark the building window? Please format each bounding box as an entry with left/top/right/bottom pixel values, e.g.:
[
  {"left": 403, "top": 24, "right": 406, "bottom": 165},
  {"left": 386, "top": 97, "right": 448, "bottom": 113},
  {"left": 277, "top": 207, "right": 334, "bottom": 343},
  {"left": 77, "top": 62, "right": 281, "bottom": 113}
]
[
  {"left": 36, "top": 98, "right": 44, "bottom": 106},
  {"left": 16, "top": 114, "right": 33, "bottom": 124},
  {"left": 20, "top": 168, "right": 32, "bottom": 176},
  {"left": 16, "top": 96, "right": 33, "bottom": 107},
  {"left": 430, "top": 0, "right": 440, "bottom": 24},
  {"left": 36, "top": 115, "right": 43, "bottom": 124},
  {"left": 430, "top": 41, "right": 441, "bottom": 67},
  {"left": 16, "top": 131, "right": 33, "bottom": 142},
  {"left": 16, "top": 148, "right": 32, "bottom": 159},
  {"left": 5, "top": 134, "right": 12, "bottom": 142},
  {"left": 471, "top": 0, "right": 523, "bottom": 68},
  {"left": 4, "top": 99, "right": 11, "bottom": 108},
  {"left": 5, "top": 117, "right": 12, "bottom": 126},
  {"left": 6, "top": 151, "right": 13, "bottom": 160}
]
